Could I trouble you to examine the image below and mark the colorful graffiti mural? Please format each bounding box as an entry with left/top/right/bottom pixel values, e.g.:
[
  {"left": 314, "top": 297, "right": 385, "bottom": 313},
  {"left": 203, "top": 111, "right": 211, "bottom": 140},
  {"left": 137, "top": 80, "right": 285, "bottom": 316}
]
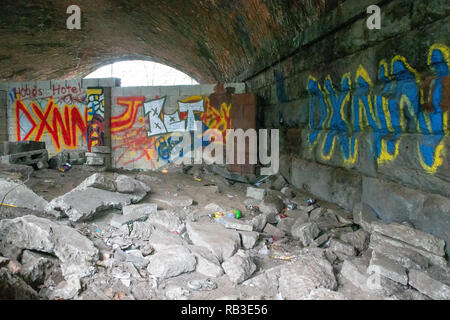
[
  {"left": 86, "top": 88, "right": 105, "bottom": 150},
  {"left": 306, "top": 43, "right": 449, "bottom": 174},
  {"left": 111, "top": 95, "right": 232, "bottom": 169},
  {"left": 10, "top": 81, "right": 90, "bottom": 155}
]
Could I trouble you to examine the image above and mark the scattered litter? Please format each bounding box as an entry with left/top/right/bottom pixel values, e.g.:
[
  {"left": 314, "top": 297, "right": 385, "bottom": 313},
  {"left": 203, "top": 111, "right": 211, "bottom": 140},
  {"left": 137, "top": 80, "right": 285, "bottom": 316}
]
[
  {"left": 193, "top": 178, "right": 202, "bottom": 182},
  {"left": 58, "top": 163, "right": 72, "bottom": 173},
  {"left": 307, "top": 198, "right": 316, "bottom": 206},
  {"left": 162, "top": 169, "right": 168, "bottom": 174}
]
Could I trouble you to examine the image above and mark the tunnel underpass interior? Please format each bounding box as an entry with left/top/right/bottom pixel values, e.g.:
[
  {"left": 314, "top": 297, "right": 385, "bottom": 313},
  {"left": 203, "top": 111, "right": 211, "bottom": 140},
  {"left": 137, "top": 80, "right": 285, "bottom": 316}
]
[{"left": 0, "top": 0, "right": 449, "bottom": 301}]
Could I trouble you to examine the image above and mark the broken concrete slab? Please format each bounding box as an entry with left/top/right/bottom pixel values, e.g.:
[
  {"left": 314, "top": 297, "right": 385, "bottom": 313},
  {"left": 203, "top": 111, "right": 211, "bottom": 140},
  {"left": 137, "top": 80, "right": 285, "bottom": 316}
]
[
  {"left": 122, "top": 203, "right": 157, "bottom": 216},
  {"left": 285, "top": 209, "right": 309, "bottom": 223},
  {"left": 76, "top": 173, "right": 116, "bottom": 192},
  {"left": 309, "top": 207, "right": 326, "bottom": 221},
  {"left": 147, "top": 246, "right": 196, "bottom": 279},
  {"left": 48, "top": 187, "right": 139, "bottom": 222},
  {"left": 370, "top": 240, "right": 429, "bottom": 270},
  {"left": 276, "top": 217, "right": 295, "bottom": 234},
  {"left": 219, "top": 217, "right": 253, "bottom": 232},
  {"left": 110, "top": 210, "right": 151, "bottom": 229},
  {"left": 131, "top": 224, "right": 185, "bottom": 252},
  {"left": 408, "top": 269, "right": 450, "bottom": 300},
  {"left": 251, "top": 214, "right": 267, "bottom": 233},
  {"left": 328, "top": 239, "right": 357, "bottom": 258},
  {"left": 291, "top": 222, "right": 320, "bottom": 247},
  {"left": 278, "top": 255, "right": 337, "bottom": 300},
  {"left": 263, "top": 223, "right": 286, "bottom": 239},
  {"left": 115, "top": 174, "right": 151, "bottom": 196},
  {"left": 51, "top": 276, "right": 82, "bottom": 300},
  {"left": 246, "top": 187, "right": 266, "bottom": 200},
  {"left": 0, "top": 179, "right": 49, "bottom": 212},
  {"left": 187, "top": 245, "right": 224, "bottom": 278},
  {"left": 186, "top": 221, "right": 241, "bottom": 263},
  {"left": 0, "top": 215, "right": 98, "bottom": 279},
  {"left": 369, "top": 232, "right": 447, "bottom": 268},
  {"left": 238, "top": 231, "right": 259, "bottom": 250},
  {"left": 368, "top": 251, "right": 408, "bottom": 285},
  {"left": 222, "top": 250, "right": 257, "bottom": 284},
  {"left": 371, "top": 222, "right": 446, "bottom": 257},
  {"left": 259, "top": 194, "right": 284, "bottom": 216},
  {"left": 145, "top": 210, "right": 183, "bottom": 232}
]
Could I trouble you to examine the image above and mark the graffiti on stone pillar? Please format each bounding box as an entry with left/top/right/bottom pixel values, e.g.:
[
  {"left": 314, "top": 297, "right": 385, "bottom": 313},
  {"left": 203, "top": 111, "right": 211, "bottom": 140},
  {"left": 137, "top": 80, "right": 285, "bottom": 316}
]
[{"left": 86, "top": 88, "right": 105, "bottom": 151}]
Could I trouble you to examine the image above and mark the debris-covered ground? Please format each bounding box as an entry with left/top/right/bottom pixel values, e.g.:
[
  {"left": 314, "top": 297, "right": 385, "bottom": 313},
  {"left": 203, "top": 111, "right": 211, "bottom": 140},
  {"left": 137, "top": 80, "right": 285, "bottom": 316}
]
[{"left": 0, "top": 164, "right": 449, "bottom": 300}]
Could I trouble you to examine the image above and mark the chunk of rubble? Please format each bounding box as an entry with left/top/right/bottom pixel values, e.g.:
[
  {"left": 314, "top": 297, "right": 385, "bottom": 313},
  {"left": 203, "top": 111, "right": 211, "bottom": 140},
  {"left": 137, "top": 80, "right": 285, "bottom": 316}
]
[
  {"left": 0, "top": 215, "right": 99, "bottom": 279},
  {"left": 187, "top": 245, "right": 224, "bottom": 278},
  {"left": 340, "top": 229, "right": 370, "bottom": 253},
  {"left": 251, "top": 214, "right": 267, "bottom": 233},
  {"left": 291, "top": 222, "right": 320, "bottom": 247},
  {"left": 370, "top": 221, "right": 446, "bottom": 257},
  {"left": 370, "top": 240, "right": 429, "bottom": 270},
  {"left": 238, "top": 231, "right": 259, "bottom": 250},
  {"left": 146, "top": 210, "right": 183, "bottom": 232},
  {"left": 275, "top": 217, "right": 295, "bottom": 234},
  {"left": 0, "top": 179, "right": 49, "bottom": 212},
  {"left": 328, "top": 239, "right": 357, "bottom": 258},
  {"left": 278, "top": 255, "right": 337, "bottom": 300},
  {"left": 186, "top": 221, "right": 241, "bottom": 262},
  {"left": 285, "top": 209, "right": 309, "bottom": 223},
  {"left": 263, "top": 223, "right": 285, "bottom": 239},
  {"left": 147, "top": 246, "right": 196, "bottom": 279},
  {"left": 51, "top": 276, "right": 82, "bottom": 300},
  {"left": 75, "top": 173, "right": 116, "bottom": 192},
  {"left": 340, "top": 256, "right": 406, "bottom": 297},
  {"left": 20, "top": 250, "right": 57, "bottom": 288},
  {"left": 258, "top": 194, "right": 284, "bottom": 217},
  {"left": 270, "top": 175, "right": 287, "bottom": 191},
  {"left": 408, "top": 269, "right": 450, "bottom": 300},
  {"left": 369, "top": 232, "right": 447, "bottom": 267},
  {"left": 132, "top": 224, "right": 185, "bottom": 252},
  {"left": 222, "top": 250, "right": 257, "bottom": 284},
  {"left": 122, "top": 203, "right": 157, "bottom": 216},
  {"left": 0, "top": 256, "right": 9, "bottom": 268},
  {"left": 115, "top": 174, "right": 151, "bottom": 196},
  {"left": 219, "top": 217, "right": 253, "bottom": 232},
  {"left": 306, "top": 288, "right": 348, "bottom": 300},
  {"left": 110, "top": 209, "right": 151, "bottom": 229},
  {"left": 242, "top": 266, "right": 282, "bottom": 295},
  {"left": 368, "top": 251, "right": 408, "bottom": 285},
  {"left": 0, "top": 268, "right": 39, "bottom": 300},
  {"left": 246, "top": 187, "right": 266, "bottom": 200},
  {"left": 47, "top": 187, "right": 144, "bottom": 222}
]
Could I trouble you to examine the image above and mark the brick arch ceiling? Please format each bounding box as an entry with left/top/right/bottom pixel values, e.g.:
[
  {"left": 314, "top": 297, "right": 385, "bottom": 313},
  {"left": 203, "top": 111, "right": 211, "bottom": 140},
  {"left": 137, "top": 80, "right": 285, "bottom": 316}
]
[{"left": 0, "top": 0, "right": 336, "bottom": 83}]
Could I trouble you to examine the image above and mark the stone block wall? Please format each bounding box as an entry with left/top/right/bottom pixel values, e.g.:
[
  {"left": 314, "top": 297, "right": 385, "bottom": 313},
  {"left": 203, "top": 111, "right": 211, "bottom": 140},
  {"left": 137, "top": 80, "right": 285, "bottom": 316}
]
[{"left": 245, "top": 0, "right": 450, "bottom": 255}]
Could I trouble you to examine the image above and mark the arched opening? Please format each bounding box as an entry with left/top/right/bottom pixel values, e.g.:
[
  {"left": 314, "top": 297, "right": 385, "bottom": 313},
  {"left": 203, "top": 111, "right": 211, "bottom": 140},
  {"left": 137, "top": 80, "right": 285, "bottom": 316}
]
[{"left": 84, "top": 60, "right": 198, "bottom": 87}]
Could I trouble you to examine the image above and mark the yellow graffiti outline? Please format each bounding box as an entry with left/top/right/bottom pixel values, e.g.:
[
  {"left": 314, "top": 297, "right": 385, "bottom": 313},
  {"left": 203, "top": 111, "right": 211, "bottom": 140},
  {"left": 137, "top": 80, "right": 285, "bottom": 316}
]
[
  {"left": 355, "top": 65, "right": 380, "bottom": 131},
  {"left": 343, "top": 137, "right": 358, "bottom": 166},
  {"left": 417, "top": 140, "right": 445, "bottom": 174},
  {"left": 377, "top": 137, "right": 401, "bottom": 165}
]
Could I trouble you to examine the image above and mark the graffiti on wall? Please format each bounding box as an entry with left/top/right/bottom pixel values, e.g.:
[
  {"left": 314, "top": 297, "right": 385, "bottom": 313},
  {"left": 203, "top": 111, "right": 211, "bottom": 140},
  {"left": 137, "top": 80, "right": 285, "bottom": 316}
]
[
  {"left": 10, "top": 81, "right": 89, "bottom": 155},
  {"left": 111, "top": 95, "right": 231, "bottom": 169},
  {"left": 306, "top": 43, "right": 449, "bottom": 174},
  {"left": 86, "top": 88, "right": 105, "bottom": 150}
]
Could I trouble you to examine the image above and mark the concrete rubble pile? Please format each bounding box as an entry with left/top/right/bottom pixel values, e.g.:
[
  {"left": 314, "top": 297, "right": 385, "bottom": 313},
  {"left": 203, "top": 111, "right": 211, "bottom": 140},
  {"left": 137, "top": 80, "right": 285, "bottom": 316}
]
[{"left": 0, "top": 170, "right": 448, "bottom": 300}]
